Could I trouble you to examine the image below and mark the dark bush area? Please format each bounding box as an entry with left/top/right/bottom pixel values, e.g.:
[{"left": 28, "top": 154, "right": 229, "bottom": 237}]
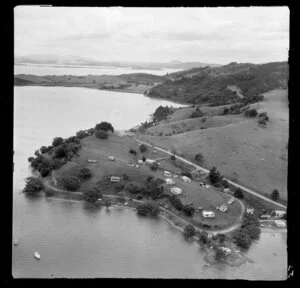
[
  {"left": 139, "top": 144, "right": 148, "bottom": 153},
  {"left": 23, "top": 177, "right": 44, "bottom": 193},
  {"left": 182, "top": 205, "right": 195, "bottom": 217},
  {"left": 195, "top": 153, "right": 203, "bottom": 162},
  {"left": 95, "top": 122, "right": 114, "bottom": 132},
  {"left": 169, "top": 194, "right": 184, "bottom": 211},
  {"left": 153, "top": 106, "right": 174, "bottom": 122},
  {"left": 209, "top": 167, "right": 222, "bottom": 186},
  {"left": 52, "top": 137, "right": 64, "bottom": 147},
  {"left": 62, "top": 176, "right": 81, "bottom": 191},
  {"left": 129, "top": 148, "right": 137, "bottom": 155},
  {"left": 234, "top": 188, "right": 244, "bottom": 199},
  {"left": 95, "top": 129, "right": 109, "bottom": 139},
  {"left": 136, "top": 202, "right": 160, "bottom": 216},
  {"left": 79, "top": 168, "right": 92, "bottom": 180},
  {"left": 83, "top": 187, "right": 102, "bottom": 203},
  {"left": 183, "top": 224, "right": 196, "bottom": 237},
  {"left": 244, "top": 108, "right": 258, "bottom": 117}
]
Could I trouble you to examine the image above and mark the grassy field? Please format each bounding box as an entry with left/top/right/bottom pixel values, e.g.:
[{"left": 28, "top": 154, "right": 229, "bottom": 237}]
[
  {"left": 53, "top": 132, "right": 242, "bottom": 228},
  {"left": 138, "top": 89, "right": 288, "bottom": 200}
]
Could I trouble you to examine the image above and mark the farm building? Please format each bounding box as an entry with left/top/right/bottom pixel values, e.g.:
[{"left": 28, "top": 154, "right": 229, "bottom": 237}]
[
  {"left": 223, "top": 188, "right": 230, "bottom": 193},
  {"left": 170, "top": 187, "right": 182, "bottom": 195},
  {"left": 87, "top": 159, "right": 97, "bottom": 163},
  {"left": 202, "top": 211, "right": 215, "bottom": 218},
  {"left": 228, "top": 198, "right": 235, "bottom": 205},
  {"left": 146, "top": 159, "right": 157, "bottom": 165},
  {"left": 108, "top": 156, "right": 115, "bottom": 161},
  {"left": 181, "top": 176, "right": 191, "bottom": 183},
  {"left": 219, "top": 247, "right": 232, "bottom": 255},
  {"left": 110, "top": 176, "right": 121, "bottom": 182},
  {"left": 246, "top": 207, "right": 254, "bottom": 214},
  {"left": 165, "top": 178, "right": 175, "bottom": 185}
]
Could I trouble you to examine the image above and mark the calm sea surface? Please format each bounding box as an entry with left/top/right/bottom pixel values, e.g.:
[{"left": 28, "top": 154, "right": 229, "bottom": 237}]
[
  {"left": 14, "top": 64, "right": 179, "bottom": 76},
  {"left": 13, "top": 80, "right": 287, "bottom": 279}
]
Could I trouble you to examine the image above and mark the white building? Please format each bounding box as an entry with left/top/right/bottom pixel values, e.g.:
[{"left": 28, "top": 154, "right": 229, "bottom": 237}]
[
  {"left": 137, "top": 160, "right": 144, "bottom": 164},
  {"left": 228, "top": 198, "right": 235, "bottom": 205},
  {"left": 275, "top": 220, "right": 286, "bottom": 228},
  {"left": 108, "top": 156, "right": 115, "bottom": 161},
  {"left": 164, "top": 171, "right": 172, "bottom": 177},
  {"left": 181, "top": 176, "right": 191, "bottom": 183},
  {"left": 274, "top": 210, "right": 286, "bottom": 218},
  {"left": 220, "top": 247, "right": 232, "bottom": 255},
  {"left": 223, "top": 188, "right": 230, "bottom": 193},
  {"left": 165, "top": 178, "right": 175, "bottom": 185},
  {"left": 246, "top": 207, "right": 254, "bottom": 214},
  {"left": 202, "top": 211, "right": 215, "bottom": 218},
  {"left": 219, "top": 205, "right": 228, "bottom": 212},
  {"left": 146, "top": 159, "right": 157, "bottom": 165},
  {"left": 170, "top": 187, "right": 182, "bottom": 195},
  {"left": 110, "top": 176, "right": 121, "bottom": 182}
]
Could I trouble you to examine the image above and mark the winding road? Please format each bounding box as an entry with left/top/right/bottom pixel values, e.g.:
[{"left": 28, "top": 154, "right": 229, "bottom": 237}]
[{"left": 135, "top": 138, "right": 287, "bottom": 210}]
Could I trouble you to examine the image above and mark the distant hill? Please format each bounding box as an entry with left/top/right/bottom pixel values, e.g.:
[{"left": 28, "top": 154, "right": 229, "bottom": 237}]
[
  {"left": 14, "top": 54, "right": 220, "bottom": 70},
  {"left": 147, "top": 61, "right": 289, "bottom": 104}
]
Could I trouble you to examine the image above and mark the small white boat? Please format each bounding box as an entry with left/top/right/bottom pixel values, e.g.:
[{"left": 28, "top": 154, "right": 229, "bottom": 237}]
[
  {"left": 124, "top": 202, "right": 128, "bottom": 205},
  {"left": 34, "top": 251, "right": 40, "bottom": 260},
  {"left": 14, "top": 239, "right": 19, "bottom": 246}
]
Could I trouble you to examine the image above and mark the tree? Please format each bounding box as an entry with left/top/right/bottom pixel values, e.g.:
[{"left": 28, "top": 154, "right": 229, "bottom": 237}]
[
  {"left": 142, "top": 156, "right": 146, "bottom": 162},
  {"left": 136, "top": 194, "right": 143, "bottom": 200},
  {"left": 233, "top": 231, "right": 252, "bottom": 249},
  {"left": 129, "top": 149, "right": 137, "bottom": 155},
  {"left": 54, "top": 145, "right": 67, "bottom": 159},
  {"left": 79, "top": 168, "right": 92, "bottom": 180},
  {"left": 76, "top": 130, "right": 88, "bottom": 139},
  {"left": 271, "top": 189, "right": 280, "bottom": 201},
  {"left": 170, "top": 155, "right": 176, "bottom": 161},
  {"left": 184, "top": 224, "right": 196, "bottom": 238},
  {"left": 122, "top": 173, "right": 129, "bottom": 181},
  {"left": 258, "top": 118, "right": 267, "bottom": 126},
  {"left": 62, "top": 176, "right": 80, "bottom": 191},
  {"left": 234, "top": 188, "right": 244, "bottom": 199},
  {"left": 195, "top": 153, "right": 203, "bottom": 162},
  {"left": 136, "top": 202, "right": 160, "bottom": 216},
  {"left": 84, "top": 188, "right": 102, "bottom": 203},
  {"left": 95, "top": 122, "right": 114, "bottom": 133},
  {"left": 215, "top": 248, "right": 227, "bottom": 261},
  {"left": 95, "top": 130, "right": 108, "bottom": 139},
  {"left": 104, "top": 199, "right": 112, "bottom": 208},
  {"left": 40, "top": 167, "right": 51, "bottom": 177},
  {"left": 40, "top": 146, "right": 48, "bottom": 154},
  {"left": 150, "top": 162, "right": 159, "bottom": 171},
  {"left": 23, "top": 177, "right": 44, "bottom": 193},
  {"left": 126, "top": 181, "right": 145, "bottom": 194},
  {"left": 243, "top": 225, "right": 261, "bottom": 240},
  {"left": 209, "top": 167, "right": 222, "bottom": 185},
  {"left": 145, "top": 178, "right": 164, "bottom": 199},
  {"left": 28, "top": 157, "right": 34, "bottom": 163},
  {"left": 198, "top": 231, "right": 209, "bottom": 245},
  {"left": 139, "top": 144, "right": 148, "bottom": 153},
  {"left": 223, "top": 107, "right": 230, "bottom": 115},
  {"left": 34, "top": 150, "right": 40, "bottom": 157},
  {"left": 52, "top": 137, "right": 64, "bottom": 147},
  {"left": 169, "top": 195, "right": 183, "bottom": 211},
  {"left": 51, "top": 158, "right": 64, "bottom": 169},
  {"left": 182, "top": 205, "right": 195, "bottom": 217},
  {"left": 245, "top": 109, "right": 258, "bottom": 118},
  {"left": 30, "top": 155, "right": 45, "bottom": 169}
]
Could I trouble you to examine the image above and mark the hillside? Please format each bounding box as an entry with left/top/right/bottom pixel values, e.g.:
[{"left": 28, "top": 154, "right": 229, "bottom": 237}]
[
  {"left": 147, "top": 62, "right": 288, "bottom": 104},
  {"left": 14, "top": 73, "right": 167, "bottom": 94},
  {"left": 137, "top": 89, "right": 288, "bottom": 201}
]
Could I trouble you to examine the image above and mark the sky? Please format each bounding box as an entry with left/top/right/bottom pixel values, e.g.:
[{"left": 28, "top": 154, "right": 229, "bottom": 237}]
[{"left": 14, "top": 6, "right": 289, "bottom": 64}]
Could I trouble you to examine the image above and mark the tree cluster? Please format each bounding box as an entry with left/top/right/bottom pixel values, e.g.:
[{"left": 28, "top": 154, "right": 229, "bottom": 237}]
[
  {"left": 95, "top": 122, "right": 114, "bottom": 133},
  {"left": 209, "top": 167, "right": 222, "bottom": 186},
  {"left": 23, "top": 177, "right": 44, "bottom": 193},
  {"left": 183, "top": 224, "right": 196, "bottom": 238},
  {"left": 136, "top": 201, "right": 160, "bottom": 216}
]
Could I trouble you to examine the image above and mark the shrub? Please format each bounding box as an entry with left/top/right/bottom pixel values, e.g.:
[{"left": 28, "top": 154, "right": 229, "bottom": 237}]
[
  {"left": 51, "top": 159, "right": 64, "bottom": 169},
  {"left": 195, "top": 153, "right": 203, "bottom": 162},
  {"left": 40, "top": 167, "right": 51, "bottom": 177},
  {"left": 23, "top": 177, "right": 44, "bottom": 193},
  {"left": 83, "top": 188, "right": 102, "bottom": 203},
  {"left": 234, "top": 188, "right": 244, "bottom": 199},
  {"left": 184, "top": 224, "right": 196, "bottom": 238},
  {"left": 136, "top": 194, "right": 143, "bottom": 200},
  {"left": 28, "top": 157, "right": 34, "bottom": 163},
  {"left": 258, "top": 118, "right": 267, "bottom": 126},
  {"left": 190, "top": 108, "right": 204, "bottom": 118},
  {"left": 198, "top": 231, "right": 209, "bottom": 245},
  {"left": 129, "top": 149, "right": 137, "bottom": 155},
  {"left": 79, "top": 168, "right": 92, "bottom": 180},
  {"left": 244, "top": 109, "right": 258, "bottom": 117},
  {"left": 182, "top": 205, "right": 195, "bottom": 217},
  {"left": 122, "top": 173, "right": 129, "bottom": 181},
  {"left": 213, "top": 233, "right": 227, "bottom": 244},
  {"left": 52, "top": 137, "right": 64, "bottom": 147},
  {"left": 136, "top": 202, "right": 160, "bottom": 216},
  {"left": 126, "top": 181, "right": 145, "bottom": 194},
  {"left": 54, "top": 145, "right": 67, "bottom": 159},
  {"left": 170, "top": 155, "right": 176, "bottom": 161},
  {"left": 95, "top": 122, "right": 114, "bottom": 132},
  {"left": 30, "top": 155, "right": 45, "bottom": 169},
  {"left": 142, "top": 156, "right": 146, "bottom": 162},
  {"left": 139, "top": 144, "right": 148, "bottom": 153},
  {"left": 95, "top": 130, "right": 108, "bottom": 139},
  {"left": 150, "top": 162, "right": 159, "bottom": 171},
  {"left": 233, "top": 231, "right": 252, "bottom": 249},
  {"left": 243, "top": 225, "right": 261, "bottom": 240},
  {"left": 76, "top": 130, "right": 88, "bottom": 139},
  {"left": 40, "top": 146, "right": 48, "bottom": 154},
  {"left": 62, "top": 176, "right": 80, "bottom": 191},
  {"left": 271, "top": 189, "right": 280, "bottom": 201},
  {"left": 223, "top": 107, "right": 230, "bottom": 115},
  {"left": 209, "top": 167, "right": 222, "bottom": 185},
  {"left": 220, "top": 179, "right": 229, "bottom": 188},
  {"left": 169, "top": 195, "right": 183, "bottom": 211},
  {"left": 145, "top": 178, "right": 164, "bottom": 199},
  {"left": 215, "top": 248, "right": 227, "bottom": 261},
  {"left": 114, "top": 183, "right": 124, "bottom": 192}
]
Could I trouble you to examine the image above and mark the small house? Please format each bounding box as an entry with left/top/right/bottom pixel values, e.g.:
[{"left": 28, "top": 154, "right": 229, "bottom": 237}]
[
  {"left": 202, "top": 211, "right": 215, "bottom": 218},
  {"left": 275, "top": 220, "right": 286, "bottom": 228},
  {"left": 110, "top": 176, "right": 121, "bottom": 182},
  {"left": 223, "top": 188, "right": 230, "bottom": 193},
  {"left": 220, "top": 247, "right": 232, "bottom": 255},
  {"left": 260, "top": 214, "right": 271, "bottom": 219},
  {"left": 87, "top": 159, "right": 97, "bottom": 163},
  {"left": 137, "top": 160, "right": 144, "bottom": 164},
  {"left": 173, "top": 174, "right": 178, "bottom": 178},
  {"left": 170, "top": 187, "right": 182, "bottom": 195},
  {"left": 274, "top": 210, "right": 286, "bottom": 218},
  {"left": 181, "top": 176, "right": 191, "bottom": 183},
  {"left": 228, "top": 198, "right": 235, "bottom": 205},
  {"left": 219, "top": 205, "right": 228, "bottom": 212},
  {"left": 146, "top": 159, "right": 156, "bottom": 165},
  {"left": 246, "top": 207, "right": 254, "bottom": 214},
  {"left": 165, "top": 178, "right": 175, "bottom": 185},
  {"left": 108, "top": 156, "right": 115, "bottom": 161},
  {"left": 164, "top": 171, "right": 172, "bottom": 177}
]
